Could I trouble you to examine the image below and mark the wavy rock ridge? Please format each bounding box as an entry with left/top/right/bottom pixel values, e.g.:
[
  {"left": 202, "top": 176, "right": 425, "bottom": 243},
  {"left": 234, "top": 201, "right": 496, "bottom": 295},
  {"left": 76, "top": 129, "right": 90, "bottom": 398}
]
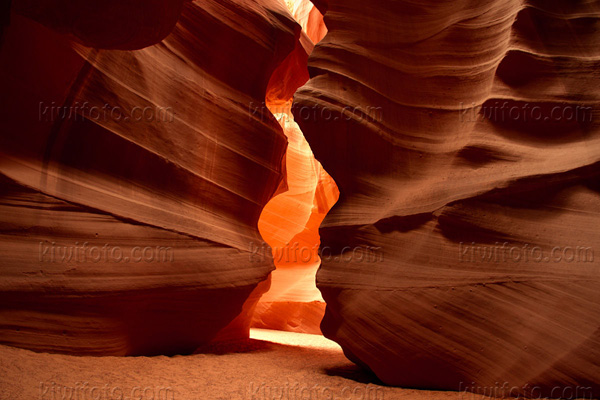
[
  {"left": 295, "top": 0, "right": 600, "bottom": 397},
  {"left": 0, "top": 0, "right": 598, "bottom": 397},
  {"left": 0, "top": 0, "right": 298, "bottom": 355},
  {"left": 253, "top": 0, "right": 338, "bottom": 334}
]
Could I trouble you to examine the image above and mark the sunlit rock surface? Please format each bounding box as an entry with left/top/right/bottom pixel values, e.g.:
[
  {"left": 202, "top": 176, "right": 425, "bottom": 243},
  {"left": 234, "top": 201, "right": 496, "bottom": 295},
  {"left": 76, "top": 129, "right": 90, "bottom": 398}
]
[
  {"left": 254, "top": 1, "right": 338, "bottom": 334},
  {"left": 0, "top": 0, "right": 298, "bottom": 355},
  {"left": 254, "top": 110, "right": 338, "bottom": 334},
  {"left": 295, "top": 0, "right": 600, "bottom": 396}
]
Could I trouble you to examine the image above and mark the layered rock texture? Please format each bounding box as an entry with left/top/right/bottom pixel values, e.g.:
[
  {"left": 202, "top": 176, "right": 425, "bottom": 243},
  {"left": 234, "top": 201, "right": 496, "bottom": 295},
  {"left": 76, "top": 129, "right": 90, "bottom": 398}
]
[
  {"left": 253, "top": 109, "right": 338, "bottom": 334},
  {"left": 1, "top": 0, "right": 599, "bottom": 397},
  {"left": 253, "top": 1, "right": 339, "bottom": 334},
  {"left": 295, "top": 0, "right": 600, "bottom": 397},
  {"left": 0, "top": 0, "right": 300, "bottom": 355}
]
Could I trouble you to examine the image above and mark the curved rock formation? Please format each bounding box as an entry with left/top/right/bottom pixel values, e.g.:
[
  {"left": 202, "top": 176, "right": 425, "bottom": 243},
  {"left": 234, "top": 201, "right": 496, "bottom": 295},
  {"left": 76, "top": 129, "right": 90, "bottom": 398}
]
[
  {"left": 0, "top": 0, "right": 298, "bottom": 355},
  {"left": 253, "top": 1, "right": 338, "bottom": 334},
  {"left": 253, "top": 109, "right": 338, "bottom": 334},
  {"left": 11, "top": 0, "right": 185, "bottom": 50},
  {"left": 295, "top": 0, "right": 600, "bottom": 397},
  {"left": 1, "top": 0, "right": 598, "bottom": 396}
]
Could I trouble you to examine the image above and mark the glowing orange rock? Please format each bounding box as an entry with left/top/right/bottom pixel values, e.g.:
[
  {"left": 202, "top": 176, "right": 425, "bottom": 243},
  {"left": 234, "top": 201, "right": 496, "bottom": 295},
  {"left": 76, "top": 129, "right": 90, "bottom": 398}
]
[{"left": 254, "top": 0, "right": 338, "bottom": 334}]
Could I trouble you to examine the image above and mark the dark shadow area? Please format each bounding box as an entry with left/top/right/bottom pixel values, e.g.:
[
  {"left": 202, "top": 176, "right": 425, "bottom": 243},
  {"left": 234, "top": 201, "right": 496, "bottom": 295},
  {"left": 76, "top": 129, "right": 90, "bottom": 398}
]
[
  {"left": 0, "top": 0, "right": 11, "bottom": 46},
  {"left": 324, "top": 364, "right": 385, "bottom": 386},
  {"left": 374, "top": 213, "right": 433, "bottom": 234},
  {"left": 454, "top": 145, "right": 520, "bottom": 168}
]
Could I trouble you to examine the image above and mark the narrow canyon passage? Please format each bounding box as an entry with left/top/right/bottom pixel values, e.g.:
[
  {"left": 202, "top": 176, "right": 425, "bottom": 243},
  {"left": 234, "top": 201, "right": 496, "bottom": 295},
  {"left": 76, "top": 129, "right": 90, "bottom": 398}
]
[
  {"left": 1, "top": 0, "right": 598, "bottom": 398},
  {"left": 253, "top": 0, "right": 339, "bottom": 334}
]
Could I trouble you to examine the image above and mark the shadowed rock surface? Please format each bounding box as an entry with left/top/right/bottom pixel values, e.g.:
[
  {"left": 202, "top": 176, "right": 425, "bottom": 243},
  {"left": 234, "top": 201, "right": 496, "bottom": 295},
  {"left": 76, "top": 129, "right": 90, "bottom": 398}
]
[
  {"left": 0, "top": 0, "right": 298, "bottom": 355},
  {"left": 295, "top": 0, "right": 600, "bottom": 397},
  {"left": 11, "top": 0, "right": 185, "bottom": 50}
]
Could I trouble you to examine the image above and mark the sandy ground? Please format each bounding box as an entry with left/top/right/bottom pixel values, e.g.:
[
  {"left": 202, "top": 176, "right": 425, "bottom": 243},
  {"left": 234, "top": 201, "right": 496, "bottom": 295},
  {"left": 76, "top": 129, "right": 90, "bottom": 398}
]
[{"left": 0, "top": 329, "right": 574, "bottom": 400}]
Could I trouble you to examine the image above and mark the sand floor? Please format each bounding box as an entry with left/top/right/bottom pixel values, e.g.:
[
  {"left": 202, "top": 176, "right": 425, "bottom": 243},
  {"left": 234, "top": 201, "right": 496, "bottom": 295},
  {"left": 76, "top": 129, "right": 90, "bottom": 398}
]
[{"left": 0, "top": 329, "right": 584, "bottom": 400}]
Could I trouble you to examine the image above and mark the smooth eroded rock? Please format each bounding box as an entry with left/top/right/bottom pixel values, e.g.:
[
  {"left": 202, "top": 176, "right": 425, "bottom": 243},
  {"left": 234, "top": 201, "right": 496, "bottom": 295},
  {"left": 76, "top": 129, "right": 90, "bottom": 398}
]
[
  {"left": 296, "top": 0, "right": 600, "bottom": 397},
  {"left": 0, "top": 0, "right": 297, "bottom": 355}
]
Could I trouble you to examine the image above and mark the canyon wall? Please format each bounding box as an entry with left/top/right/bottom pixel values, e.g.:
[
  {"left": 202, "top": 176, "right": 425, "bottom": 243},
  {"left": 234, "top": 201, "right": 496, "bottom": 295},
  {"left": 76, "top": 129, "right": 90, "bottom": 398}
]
[
  {"left": 1, "top": 0, "right": 599, "bottom": 396},
  {"left": 252, "top": 0, "right": 338, "bottom": 334},
  {"left": 0, "top": 0, "right": 298, "bottom": 355},
  {"left": 10, "top": 0, "right": 184, "bottom": 49},
  {"left": 295, "top": 0, "right": 600, "bottom": 397}
]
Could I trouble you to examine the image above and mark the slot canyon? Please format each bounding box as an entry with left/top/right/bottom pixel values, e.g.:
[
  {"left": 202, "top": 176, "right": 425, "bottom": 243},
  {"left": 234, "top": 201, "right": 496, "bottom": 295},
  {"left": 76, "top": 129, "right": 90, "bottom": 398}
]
[{"left": 0, "top": 0, "right": 599, "bottom": 399}]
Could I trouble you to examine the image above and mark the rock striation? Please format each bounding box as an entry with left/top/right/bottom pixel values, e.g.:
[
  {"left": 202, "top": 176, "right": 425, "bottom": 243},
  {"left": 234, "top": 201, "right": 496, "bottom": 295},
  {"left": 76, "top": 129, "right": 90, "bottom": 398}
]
[
  {"left": 0, "top": 0, "right": 298, "bottom": 355},
  {"left": 295, "top": 0, "right": 600, "bottom": 397},
  {"left": 253, "top": 0, "right": 338, "bottom": 334},
  {"left": 0, "top": 0, "right": 598, "bottom": 396}
]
